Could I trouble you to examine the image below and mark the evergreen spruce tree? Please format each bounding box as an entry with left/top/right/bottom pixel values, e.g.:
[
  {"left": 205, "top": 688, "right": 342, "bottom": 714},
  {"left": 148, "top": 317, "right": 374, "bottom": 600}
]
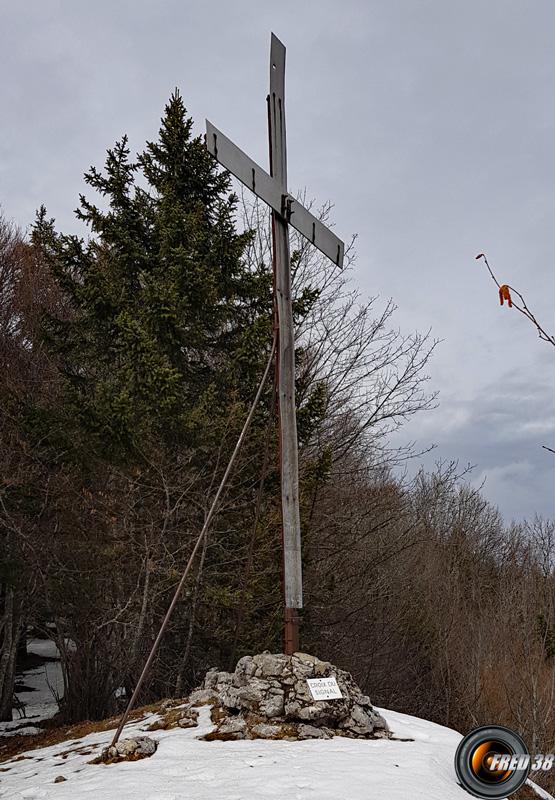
[
  {"left": 29, "top": 92, "right": 284, "bottom": 718},
  {"left": 34, "top": 91, "right": 272, "bottom": 458}
]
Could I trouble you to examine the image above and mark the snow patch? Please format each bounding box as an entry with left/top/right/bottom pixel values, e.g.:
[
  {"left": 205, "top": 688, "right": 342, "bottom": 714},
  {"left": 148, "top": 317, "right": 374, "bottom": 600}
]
[
  {"left": 1, "top": 638, "right": 64, "bottom": 732},
  {"left": 1, "top": 703, "right": 552, "bottom": 799}
]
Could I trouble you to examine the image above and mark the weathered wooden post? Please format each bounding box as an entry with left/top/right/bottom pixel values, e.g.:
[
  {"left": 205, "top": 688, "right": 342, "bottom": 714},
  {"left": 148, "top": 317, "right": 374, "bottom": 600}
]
[{"left": 206, "top": 33, "right": 344, "bottom": 654}]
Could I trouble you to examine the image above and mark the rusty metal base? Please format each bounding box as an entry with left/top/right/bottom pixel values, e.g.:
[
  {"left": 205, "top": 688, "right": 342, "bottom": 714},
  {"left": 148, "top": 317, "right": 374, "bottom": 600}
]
[{"left": 284, "top": 606, "right": 300, "bottom": 655}]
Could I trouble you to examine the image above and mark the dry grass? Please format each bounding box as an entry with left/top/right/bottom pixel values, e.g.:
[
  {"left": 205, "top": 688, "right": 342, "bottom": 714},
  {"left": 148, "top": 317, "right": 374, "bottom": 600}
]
[{"left": 0, "top": 699, "right": 176, "bottom": 765}]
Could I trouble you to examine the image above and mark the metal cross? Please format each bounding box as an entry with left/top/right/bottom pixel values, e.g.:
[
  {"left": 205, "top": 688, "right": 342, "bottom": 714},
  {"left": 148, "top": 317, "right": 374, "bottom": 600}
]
[{"left": 206, "top": 32, "right": 344, "bottom": 655}]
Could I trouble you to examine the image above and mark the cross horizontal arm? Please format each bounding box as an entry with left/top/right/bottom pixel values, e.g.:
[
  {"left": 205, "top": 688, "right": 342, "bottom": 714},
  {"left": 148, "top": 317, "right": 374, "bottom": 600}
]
[
  {"left": 206, "top": 120, "right": 344, "bottom": 268},
  {"left": 285, "top": 196, "right": 344, "bottom": 268},
  {"left": 206, "top": 121, "right": 283, "bottom": 218}
]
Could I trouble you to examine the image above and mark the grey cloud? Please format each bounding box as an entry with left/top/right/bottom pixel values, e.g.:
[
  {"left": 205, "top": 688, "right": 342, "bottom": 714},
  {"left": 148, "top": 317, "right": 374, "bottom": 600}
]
[
  {"left": 397, "top": 362, "right": 555, "bottom": 522},
  {"left": 2, "top": 0, "right": 555, "bottom": 521}
]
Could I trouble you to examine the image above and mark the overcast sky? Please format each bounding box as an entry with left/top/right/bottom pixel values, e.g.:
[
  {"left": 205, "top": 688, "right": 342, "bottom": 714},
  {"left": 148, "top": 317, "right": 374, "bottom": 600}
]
[{"left": 2, "top": 1, "right": 555, "bottom": 522}]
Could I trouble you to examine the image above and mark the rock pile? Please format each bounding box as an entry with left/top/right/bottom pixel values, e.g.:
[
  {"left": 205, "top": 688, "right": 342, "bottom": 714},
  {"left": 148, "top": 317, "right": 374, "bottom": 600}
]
[
  {"left": 99, "top": 735, "right": 158, "bottom": 763},
  {"left": 188, "top": 651, "right": 389, "bottom": 741}
]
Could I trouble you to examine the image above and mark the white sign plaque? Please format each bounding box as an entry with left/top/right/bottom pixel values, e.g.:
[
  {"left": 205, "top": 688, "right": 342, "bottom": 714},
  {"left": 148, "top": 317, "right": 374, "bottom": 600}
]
[{"left": 306, "top": 676, "right": 343, "bottom": 701}]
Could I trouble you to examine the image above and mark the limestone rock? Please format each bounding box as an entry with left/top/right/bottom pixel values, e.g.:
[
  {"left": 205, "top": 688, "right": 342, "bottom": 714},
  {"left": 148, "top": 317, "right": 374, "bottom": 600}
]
[
  {"left": 259, "top": 688, "right": 284, "bottom": 718},
  {"left": 193, "top": 650, "right": 389, "bottom": 741},
  {"left": 215, "top": 716, "right": 247, "bottom": 739},
  {"left": 297, "top": 723, "right": 332, "bottom": 739},
  {"left": 235, "top": 655, "right": 257, "bottom": 679},
  {"left": 188, "top": 688, "right": 219, "bottom": 706},
  {"left": 100, "top": 735, "right": 158, "bottom": 763},
  {"left": 178, "top": 707, "right": 199, "bottom": 728},
  {"left": 255, "top": 652, "right": 286, "bottom": 678},
  {"left": 202, "top": 668, "right": 221, "bottom": 689},
  {"left": 251, "top": 723, "right": 282, "bottom": 739},
  {"left": 342, "top": 704, "right": 375, "bottom": 735}
]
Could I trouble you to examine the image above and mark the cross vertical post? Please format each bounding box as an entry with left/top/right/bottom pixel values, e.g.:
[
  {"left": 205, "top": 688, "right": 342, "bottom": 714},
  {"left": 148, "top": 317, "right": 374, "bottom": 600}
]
[
  {"left": 205, "top": 32, "right": 344, "bottom": 658},
  {"left": 267, "top": 34, "right": 302, "bottom": 654}
]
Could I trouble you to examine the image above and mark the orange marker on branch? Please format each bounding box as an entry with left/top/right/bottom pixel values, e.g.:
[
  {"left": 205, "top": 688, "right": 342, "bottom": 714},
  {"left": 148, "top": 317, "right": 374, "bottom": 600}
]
[
  {"left": 475, "top": 252, "right": 555, "bottom": 347},
  {"left": 499, "top": 284, "right": 512, "bottom": 307}
]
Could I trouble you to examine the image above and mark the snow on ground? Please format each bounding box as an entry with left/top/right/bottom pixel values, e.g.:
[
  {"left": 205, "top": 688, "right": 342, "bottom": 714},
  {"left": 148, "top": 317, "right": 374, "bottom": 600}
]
[
  {"left": 1, "top": 703, "right": 552, "bottom": 800},
  {"left": 0, "top": 638, "right": 63, "bottom": 738}
]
